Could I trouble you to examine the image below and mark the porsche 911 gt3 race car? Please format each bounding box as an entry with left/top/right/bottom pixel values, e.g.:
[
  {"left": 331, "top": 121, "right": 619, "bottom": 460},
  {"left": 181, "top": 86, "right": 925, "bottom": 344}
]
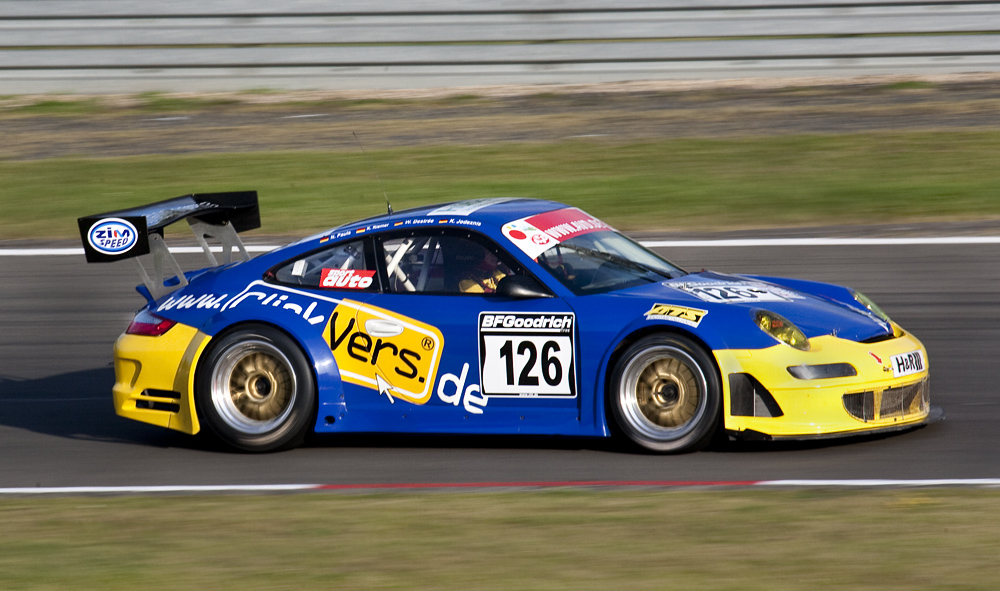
[{"left": 78, "top": 193, "right": 940, "bottom": 452}]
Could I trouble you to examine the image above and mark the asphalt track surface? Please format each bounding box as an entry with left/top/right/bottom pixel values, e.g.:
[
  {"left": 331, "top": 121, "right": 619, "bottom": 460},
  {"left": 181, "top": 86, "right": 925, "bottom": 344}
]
[{"left": 0, "top": 239, "right": 997, "bottom": 488}]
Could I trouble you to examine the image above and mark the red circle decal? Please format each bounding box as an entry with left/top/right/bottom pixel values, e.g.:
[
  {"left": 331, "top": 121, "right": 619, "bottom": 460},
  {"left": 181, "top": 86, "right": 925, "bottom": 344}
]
[{"left": 508, "top": 229, "right": 527, "bottom": 240}]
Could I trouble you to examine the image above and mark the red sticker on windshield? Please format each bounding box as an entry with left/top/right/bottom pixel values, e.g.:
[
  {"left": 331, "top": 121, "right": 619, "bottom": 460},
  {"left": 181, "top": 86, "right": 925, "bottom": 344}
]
[{"left": 502, "top": 208, "right": 612, "bottom": 258}]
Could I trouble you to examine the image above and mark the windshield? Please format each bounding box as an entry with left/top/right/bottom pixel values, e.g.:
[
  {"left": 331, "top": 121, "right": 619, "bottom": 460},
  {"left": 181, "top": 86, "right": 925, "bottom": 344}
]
[{"left": 536, "top": 230, "right": 685, "bottom": 295}]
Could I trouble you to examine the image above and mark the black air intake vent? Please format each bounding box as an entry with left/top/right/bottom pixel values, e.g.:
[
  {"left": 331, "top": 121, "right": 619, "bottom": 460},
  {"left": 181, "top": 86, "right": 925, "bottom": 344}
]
[{"left": 729, "top": 374, "right": 783, "bottom": 418}]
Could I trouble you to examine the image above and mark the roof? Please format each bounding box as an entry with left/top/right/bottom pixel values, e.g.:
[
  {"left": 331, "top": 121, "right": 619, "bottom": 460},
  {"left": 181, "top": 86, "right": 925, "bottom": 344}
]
[{"left": 345, "top": 197, "right": 566, "bottom": 231}]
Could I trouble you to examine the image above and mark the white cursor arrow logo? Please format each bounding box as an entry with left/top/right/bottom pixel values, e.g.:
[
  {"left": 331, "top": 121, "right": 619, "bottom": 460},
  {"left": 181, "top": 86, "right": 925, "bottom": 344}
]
[{"left": 375, "top": 373, "right": 396, "bottom": 404}]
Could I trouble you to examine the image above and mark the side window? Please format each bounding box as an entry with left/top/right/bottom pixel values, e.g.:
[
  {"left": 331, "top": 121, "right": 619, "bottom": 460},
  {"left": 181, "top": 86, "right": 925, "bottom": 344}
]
[
  {"left": 271, "top": 239, "right": 378, "bottom": 291},
  {"left": 380, "top": 232, "right": 517, "bottom": 294}
]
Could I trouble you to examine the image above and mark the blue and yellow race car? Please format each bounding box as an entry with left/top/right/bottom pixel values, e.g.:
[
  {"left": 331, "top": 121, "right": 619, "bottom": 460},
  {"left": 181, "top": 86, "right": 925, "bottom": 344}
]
[{"left": 79, "top": 193, "right": 938, "bottom": 452}]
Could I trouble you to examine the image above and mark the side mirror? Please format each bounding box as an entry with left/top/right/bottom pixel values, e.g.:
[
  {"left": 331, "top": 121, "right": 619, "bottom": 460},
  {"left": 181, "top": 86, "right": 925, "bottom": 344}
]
[{"left": 496, "top": 275, "right": 552, "bottom": 298}]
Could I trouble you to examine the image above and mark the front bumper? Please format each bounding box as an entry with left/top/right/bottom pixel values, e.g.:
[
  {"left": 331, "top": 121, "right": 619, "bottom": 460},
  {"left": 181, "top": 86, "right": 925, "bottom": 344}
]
[
  {"left": 112, "top": 323, "right": 210, "bottom": 434},
  {"left": 715, "top": 330, "right": 933, "bottom": 439}
]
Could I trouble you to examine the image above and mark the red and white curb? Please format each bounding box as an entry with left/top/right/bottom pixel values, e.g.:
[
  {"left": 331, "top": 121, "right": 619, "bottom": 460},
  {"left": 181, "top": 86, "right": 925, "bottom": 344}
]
[{"left": 2, "top": 479, "right": 1000, "bottom": 495}]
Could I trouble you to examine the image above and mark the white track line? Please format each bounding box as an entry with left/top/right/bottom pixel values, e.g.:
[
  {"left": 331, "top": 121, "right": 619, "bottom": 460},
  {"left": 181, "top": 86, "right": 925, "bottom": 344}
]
[
  {"left": 0, "top": 484, "right": 318, "bottom": 495},
  {"left": 1, "top": 480, "right": 1000, "bottom": 495},
  {"left": 3, "top": 237, "right": 1000, "bottom": 256},
  {"left": 761, "top": 479, "right": 1000, "bottom": 487},
  {"left": 0, "top": 245, "right": 279, "bottom": 256}
]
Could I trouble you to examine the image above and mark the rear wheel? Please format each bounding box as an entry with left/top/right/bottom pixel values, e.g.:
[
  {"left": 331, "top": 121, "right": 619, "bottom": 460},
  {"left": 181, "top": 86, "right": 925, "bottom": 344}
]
[
  {"left": 610, "top": 334, "right": 720, "bottom": 453},
  {"left": 196, "top": 324, "right": 315, "bottom": 452}
]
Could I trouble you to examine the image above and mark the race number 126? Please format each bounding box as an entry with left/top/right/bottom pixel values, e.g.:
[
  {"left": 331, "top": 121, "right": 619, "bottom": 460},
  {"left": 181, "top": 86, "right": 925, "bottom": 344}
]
[{"left": 480, "top": 335, "right": 574, "bottom": 397}]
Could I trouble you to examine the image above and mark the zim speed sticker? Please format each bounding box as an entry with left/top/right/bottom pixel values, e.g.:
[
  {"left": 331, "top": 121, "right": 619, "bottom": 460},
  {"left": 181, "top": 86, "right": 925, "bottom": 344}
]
[
  {"left": 88, "top": 217, "right": 138, "bottom": 256},
  {"left": 479, "top": 312, "right": 576, "bottom": 398},
  {"left": 665, "top": 280, "right": 803, "bottom": 303},
  {"left": 645, "top": 304, "right": 707, "bottom": 328}
]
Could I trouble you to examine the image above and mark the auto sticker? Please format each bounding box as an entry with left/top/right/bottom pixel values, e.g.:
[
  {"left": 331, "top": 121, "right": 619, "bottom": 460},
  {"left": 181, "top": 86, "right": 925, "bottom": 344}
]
[
  {"left": 478, "top": 312, "right": 577, "bottom": 398},
  {"left": 325, "top": 300, "right": 444, "bottom": 405},
  {"left": 320, "top": 268, "right": 376, "bottom": 289},
  {"left": 664, "top": 280, "right": 803, "bottom": 303},
  {"left": 644, "top": 304, "right": 707, "bottom": 328},
  {"left": 890, "top": 350, "right": 925, "bottom": 378}
]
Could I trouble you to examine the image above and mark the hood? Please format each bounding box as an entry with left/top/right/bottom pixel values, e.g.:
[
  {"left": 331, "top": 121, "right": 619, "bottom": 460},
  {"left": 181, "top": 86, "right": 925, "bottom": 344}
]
[{"left": 631, "top": 271, "right": 894, "bottom": 343}]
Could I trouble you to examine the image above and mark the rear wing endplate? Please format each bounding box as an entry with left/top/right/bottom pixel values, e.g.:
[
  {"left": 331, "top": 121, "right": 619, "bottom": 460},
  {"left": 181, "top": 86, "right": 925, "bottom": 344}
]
[{"left": 77, "top": 191, "right": 260, "bottom": 301}]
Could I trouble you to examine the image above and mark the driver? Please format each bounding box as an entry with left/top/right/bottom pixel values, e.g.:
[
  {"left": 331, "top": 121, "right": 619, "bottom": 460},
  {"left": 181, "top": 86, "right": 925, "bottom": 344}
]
[{"left": 459, "top": 250, "right": 507, "bottom": 293}]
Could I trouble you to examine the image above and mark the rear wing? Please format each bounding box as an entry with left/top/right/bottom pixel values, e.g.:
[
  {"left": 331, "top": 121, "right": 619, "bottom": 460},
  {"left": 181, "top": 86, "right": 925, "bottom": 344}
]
[{"left": 78, "top": 191, "right": 260, "bottom": 301}]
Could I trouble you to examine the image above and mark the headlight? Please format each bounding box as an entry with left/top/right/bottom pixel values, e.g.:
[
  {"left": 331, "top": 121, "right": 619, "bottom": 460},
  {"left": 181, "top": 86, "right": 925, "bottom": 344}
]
[
  {"left": 754, "top": 310, "right": 810, "bottom": 351},
  {"left": 851, "top": 290, "right": 892, "bottom": 323}
]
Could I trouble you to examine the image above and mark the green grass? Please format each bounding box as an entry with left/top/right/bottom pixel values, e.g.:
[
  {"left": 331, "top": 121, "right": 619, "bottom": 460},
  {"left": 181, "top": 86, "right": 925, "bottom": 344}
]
[
  {"left": 132, "top": 91, "right": 241, "bottom": 112},
  {"left": 1, "top": 489, "right": 998, "bottom": 590},
  {"left": 879, "top": 80, "right": 937, "bottom": 91},
  {"left": 8, "top": 98, "right": 104, "bottom": 116},
  {"left": 3, "top": 130, "right": 1000, "bottom": 239}
]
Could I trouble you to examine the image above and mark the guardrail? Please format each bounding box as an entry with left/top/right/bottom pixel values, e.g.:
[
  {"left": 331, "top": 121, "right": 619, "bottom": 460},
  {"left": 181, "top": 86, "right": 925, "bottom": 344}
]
[{"left": 2, "top": 1, "right": 999, "bottom": 93}]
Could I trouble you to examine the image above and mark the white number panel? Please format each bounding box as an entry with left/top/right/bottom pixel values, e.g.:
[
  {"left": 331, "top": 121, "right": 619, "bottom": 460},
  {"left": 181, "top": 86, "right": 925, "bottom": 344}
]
[{"left": 478, "top": 312, "right": 577, "bottom": 398}]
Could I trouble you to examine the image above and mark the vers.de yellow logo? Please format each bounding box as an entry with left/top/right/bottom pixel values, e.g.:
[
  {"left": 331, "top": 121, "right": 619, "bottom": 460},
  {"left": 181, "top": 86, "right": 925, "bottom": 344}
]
[{"left": 323, "top": 300, "right": 444, "bottom": 404}]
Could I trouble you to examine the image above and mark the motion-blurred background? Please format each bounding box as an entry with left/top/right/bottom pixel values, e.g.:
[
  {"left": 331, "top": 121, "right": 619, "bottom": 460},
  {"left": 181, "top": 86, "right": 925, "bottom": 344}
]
[{"left": 3, "top": 2, "right": 1000, "bottom": 590}]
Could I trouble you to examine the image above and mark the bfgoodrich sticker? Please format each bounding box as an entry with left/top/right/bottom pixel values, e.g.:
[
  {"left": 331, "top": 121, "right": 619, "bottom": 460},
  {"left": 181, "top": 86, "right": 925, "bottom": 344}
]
[{"left": 479, "top": 312, "right": 576, "bottom": 398}]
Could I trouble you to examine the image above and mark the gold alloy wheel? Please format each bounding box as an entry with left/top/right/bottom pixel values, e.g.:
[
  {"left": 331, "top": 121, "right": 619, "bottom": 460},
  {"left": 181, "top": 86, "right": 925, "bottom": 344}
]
[
  {"left": 210, "top": 340, "right": 298, "bottom": 435},
  {"left": 635, "top": 356, "right": 700, "bottom": 429},
  {"left": 618, "top": 345, "right": 709, "bottom": 442}
]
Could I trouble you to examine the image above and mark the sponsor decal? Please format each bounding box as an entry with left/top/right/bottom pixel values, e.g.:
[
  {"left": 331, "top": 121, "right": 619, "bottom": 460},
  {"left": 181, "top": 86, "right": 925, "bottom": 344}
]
[
  {"left": 159, "top": 283, "right": 333, "bottom": 326},
  {"left": 478, "top": 312, "right": 576, "bottom": 398},
  {"left": 644, "top": 304, "right": 707, "bottom": 328},
  {"left": 664, "top": 280, "right": 803, "bottom": 303},
  {"left": 427, "top": 198, "right": 513, "bottom": 216},
  {"left": 436, "top": 363, "right": 488, "bottom": 414},
  {"left": 157, "top": 292, "right": 229, "bottom": 312},
  {"left": 868, "top": 352, "right": 883, "bottom": 364},
  {"left": 502, "top": 208, "right": 612, "bottom": 259},
  {"left": 325, "top": 300, "right": 444, "bottom": 405},
  {"left": 320, "top": 268, "right": 375, "bottom": 290},
  {"left": 87, "top": 218, "right": 139, "bottom": 256},
  {"left": 890, "top": 350, "right": 925, "bottom": 378},
  {"left": 220, "top": 286, "right": 328, "bottom": 325}
]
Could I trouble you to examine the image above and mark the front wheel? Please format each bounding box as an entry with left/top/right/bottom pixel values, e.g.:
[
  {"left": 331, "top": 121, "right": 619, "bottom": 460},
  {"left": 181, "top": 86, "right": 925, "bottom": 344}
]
[
  {"left": 610, "top": 334, "right": 721, "bottom": 453},
  {"left": 196, "top": 324, "right": 316, "bottom": 452}
]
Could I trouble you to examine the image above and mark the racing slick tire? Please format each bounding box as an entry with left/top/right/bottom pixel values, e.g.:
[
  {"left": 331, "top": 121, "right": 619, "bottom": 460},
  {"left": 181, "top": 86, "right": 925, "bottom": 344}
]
[
  {"left": 610, "top": 334, "right": 721, "bottom": 453},
  {"left": 196, "top": 324, "right": 316, "bottom": 452}
]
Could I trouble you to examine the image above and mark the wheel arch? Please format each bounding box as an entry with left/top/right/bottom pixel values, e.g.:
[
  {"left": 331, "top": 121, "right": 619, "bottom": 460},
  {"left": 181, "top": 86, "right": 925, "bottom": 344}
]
[
  {"left": 193, "top": 319, "right": 326, "bottom": 440},
  {"left": 595, "top": 324, "right": 722, "bottom": 438}
]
